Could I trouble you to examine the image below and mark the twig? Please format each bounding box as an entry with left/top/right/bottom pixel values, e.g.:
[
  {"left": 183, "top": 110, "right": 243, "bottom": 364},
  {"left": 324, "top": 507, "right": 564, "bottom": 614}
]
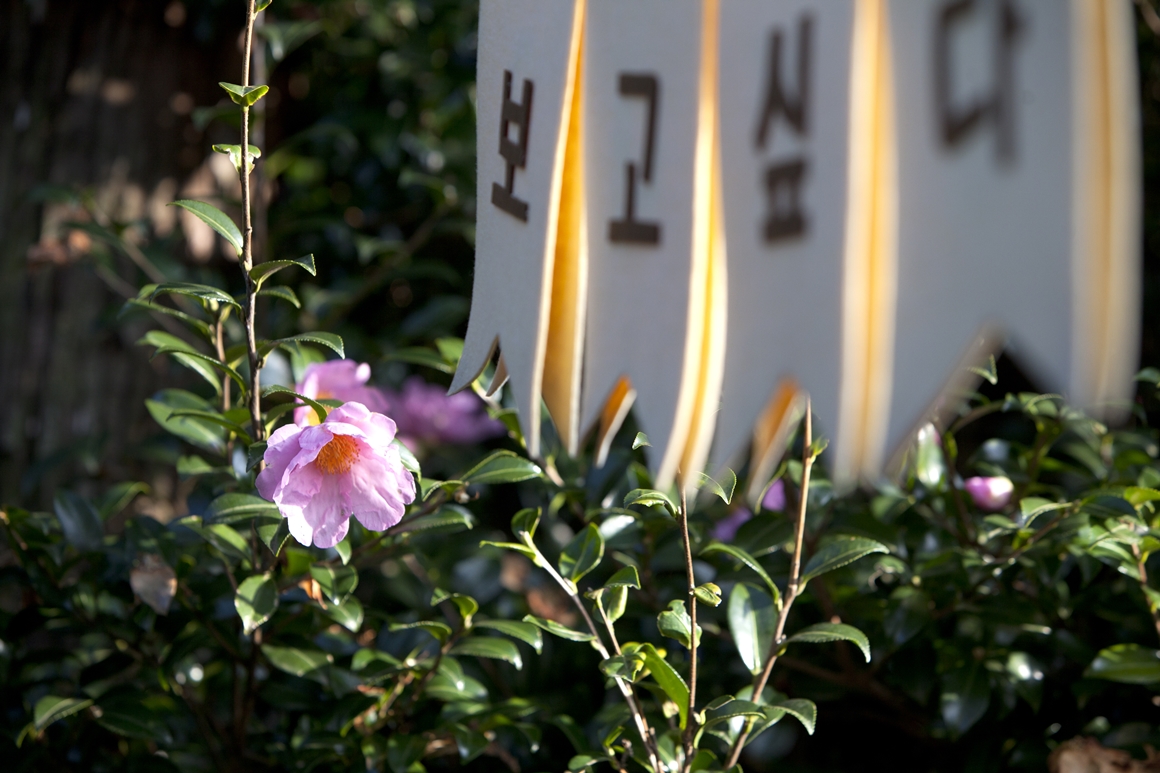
[
  {"left": 725, "top": 397, "right": 814, "bottom": 768},
  {"left": 677, "top": 485, "right": 698, "bottom": 770},
  {"left": 239, "top": 0, "right": 264, "bottom": 442}
]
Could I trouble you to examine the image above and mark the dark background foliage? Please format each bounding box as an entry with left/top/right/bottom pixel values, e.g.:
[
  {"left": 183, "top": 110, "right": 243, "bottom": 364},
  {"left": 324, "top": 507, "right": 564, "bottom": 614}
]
[{"left": 3, "top": 2, "right": 1160, "bottom": 772}]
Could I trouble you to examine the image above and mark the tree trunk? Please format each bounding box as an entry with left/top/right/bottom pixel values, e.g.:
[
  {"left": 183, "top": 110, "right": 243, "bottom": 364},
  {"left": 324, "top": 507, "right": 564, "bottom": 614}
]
[{"left": 0, "top": 0, "right": 239, "bottom": 507}]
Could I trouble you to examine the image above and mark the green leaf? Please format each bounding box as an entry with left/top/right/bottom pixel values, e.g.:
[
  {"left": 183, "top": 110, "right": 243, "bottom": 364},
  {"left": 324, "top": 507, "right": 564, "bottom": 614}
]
[
  {"left": 95, "top": 699, "right": 173, "bottom": 743},
  {"left": 218, "top": 81, "right": 270, "bottom": 107},
  {"left": 702, "top": 698, "right": 765, "bottom": 726},
  {"left": 393, "top": 439, "right": 421, "bottom": 480},
  {"left": 262, "top": 645, "right": 333, "bottom": 677},
  {"left": 257, "top": 285, "right": 301, "bottom": 308},
  {"left": 431, "top": 588, "right": 478, "bottom": 626},
  {"left": 968, "top": 354, "right": 999, "bottom": 385},
  {"left": 211, "top": 143, "right": 261, "bottom": 173},
  {"left": 786, "top": 622, "right": 871, "bottom": 662},
  {"left": 1086, "top": 643, "right": 1160, "bottom": 684},
  {"left": 258, "top": 518, "right": 292, "bottom": 557},
  {"left": 452, "top": 723, "right": 489, "bottom": 763},
  {"left": 559, "top": 524, "right": 604, "bottom": 582},
  {"left": 1019, "top": 497, "right": 1068, "bottom": 526},
  {"left": 261, "top": 384, "right": 329, "bottom": 425},
  {"left": 206, "top": 493, "right": 279, "bottom": 524},
  {"left": 1125, "top": 487, "right": 1160, "bottom": 508},
  {"left": 570, "top": 754, "right": 612, "bottom": 771},
  {"left": 599, "top": 651, "right": 646, "bottom": 681},
  {"left": 633, "top": 432, "right": 651, "bottom": 449},
  {"left": 121, "top": 297, "right": 212, "bottom": 339},
  {"left": 235, "top": 574, "right": 278, "bottom": 635},
  {"left": 800, "top": 536, "right": 890, "bottom": 583},
  {"left": 54, "top": 491, "right": 103, "bottom": 552},
  {"left": 512, "top": 507, "right": 541, "bottom": 540},
  {"left": 636, "top": 643, "right": 689, "bottom": 729},
  {"left": 770, "top": 698, "right": 816, "bottom": 735},
  {"left": 170, "top": 200, "right": 243, "bottom": 256},
  {"left": 97, "top": 481, "right": 149, "bottom": 519},
  {"left": 451, "top": 636, "right": 523, "bottom": 670},
  {"left": 143, "top": 280, "right": 240, "bottom": 309},
  {"left": 310, "top": 565, "right": 358, "bottom": 604},
  {"left": 256, "top": 0, "right": 272, "bottom": 11},
  {"left": 389, "top": 620, "right": 452, "bottom": 643},
  {"left": 694, "top": 582, "right": 723, "bottom": 607},
  {"left": 146, "top": 389, "right": 226, "bottom": 454},
  {"left": 604, "top": 566, "right": 641, "bottom": 589},
  {"left": 658, "top": 600, "right": 701, "bottom": 649},
  {"left": 392, "top": 505, "right": 475, "bottom": 536},
  {"left": 480, "top": 541, "right": 540, "bottom": 561},
  {"left": 165, "top": 409, "right": 251, "bottom": 442},
  {"left": 260, "top": 332, "right": 345, "bottom": 360},
  {"left": 728, "top": 583, "right": 776, "bottom": 675},
  {"left": 473, "top": 620, "right": 544, "bottom": 654},
  {"left": 326, "top": 596, "right": 365, "bottom": 632},
  {"left": 461, "top": 450, "right": 543, "bottom": 485},
  {"left": 940, "top": 662, "right": 990, "bottom": 735},
  {"left": 702, "top": 542, "right": 779, "bottom": 600},
  {"left": 696, "top": 468, "right": 737, "bottom": 505},
  {"left": 623, "top": 488, "right": 676, "bottom": 516},
  {"left": 33, "top": 696, "right": 92, "bottom": 732},
  {"left": 334, "top": 539, "right": 352, "bottom": 565},
  {"left": 605, "top": 586, "right": 629, "bottom": 622},
  {"left": 522, "top": 614, "right": 594, "bottom": 642},
  {"left": 249, "top": 254, "right": 316, "bottom": 286}
]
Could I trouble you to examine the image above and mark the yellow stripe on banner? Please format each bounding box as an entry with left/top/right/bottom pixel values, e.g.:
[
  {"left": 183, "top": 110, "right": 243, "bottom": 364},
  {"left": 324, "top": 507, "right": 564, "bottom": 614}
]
[
  {"left": 835, "top": 0, "right": 897, "bottom": 487},
  {"left": 542, "top": 0, "right": 589, "bottom": 456}
]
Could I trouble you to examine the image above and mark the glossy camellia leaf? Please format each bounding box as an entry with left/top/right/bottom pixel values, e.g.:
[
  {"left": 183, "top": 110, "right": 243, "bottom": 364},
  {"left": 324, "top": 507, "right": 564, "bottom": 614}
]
[
  {"left": 261, "top": 385, "right": 329, "bottom": 425},
  {"left": 800, "top": 536, "right": 890, "bottom": 583},
  {"left": 235, "top": 574, "right": 278, "bottom": 635},
  {"left": 94, "top": 696, "right": 174, "bottom": 744},
  {"left": 169, "top": 201, "right": 243, "bottom": 255},
  {"left": 206, "top": 493, "right": 279, "bottom": 524},
  {"left": 261, "top": 645, "right": 333, "bottom": 677},
  {"left": 389, "top": 620, "right": 453, "bottom": 643},
  {"left": 427, "top": 657, "right": 488, "bottom": 702},
  {"left": 658, "top": 600, "right": 701, "bottom": 649},
  {"left": 693, "top": 582, "right": 722, "bottom": 607},
  {"left": 257, "top": 518, "right": 291, "bottom": 557},
  {"left": 144, "top": 280, "right": 241, "bottom": 309},
  {"left": 450, "top": 636, "right": 523, "bottom": 670},
  {"left": 702, "top": 542, "right": 779, "bottom": 600},
  {"left": 940, "top": 661, "right": 991, "bottom": 736},
  {"left": 786, "top": 622, "right": 872, "bottom": 662},
  {"left": 461, "top": 450, "right": 543, "bottom": 485},
  {"left": 257, "top": 285, "right": 300, "bottom": 308},
  {"left": 452, "top": 723, "right": 489, "bottom": 763},
  {"left": 604, "top": 566, "right": 641, "bottom": 589},
  {"left": 145, "top": 389, "right": 227, "bottom": 454},
  {"left": 211, "top": 143, "right": 261, "bottom": 173},
  {"left": 605, "top": 587, "right": 629, "bottom": 623},
  {"left": 522, "top": 615, "right": 594, "bottom": 642},
  {"left": 1086, "top": 643, "right": 1160, "bottom": 684},
  {"left": 33, "top": 696, "right": 92, "bottom": 732},
  {"left": 728, "top": 583, "right": 776, "bottom": 674},
  {"left": 559, "top": 524, "right": 604, "bottom": 582},
  {"left": 633, "top": 431, "right": 651, "bottom": 449},
  {"left": 695, "top": 468, "right": 737, "bottom": 505},
  {"left": 512, "top": 507, "right": 541, "bottom": 540},
  {"left": 53, "top": 491, "right": 103, "bottom": 552},
  {"left": 701, "top": 697, "right": 765, "bottom": 727},
  {"left": 623, "top": 488, "right": 677, "bottom": 517},
  {"left": 219, "top": 81, "right": 270, "bottom": 107},
  {"left": 392, "top": 505, "right": 475, "bottom": 536},
  {"left": 769, "top": 698, "right": 817, "bottom": 735},
  {"left": 121, "top": 297, "right": 212, "bottom": 340},
  {"left": 326, "top": 596, "right": 365, "bottom": 632},
  {"left": 473, "top": 619, "right": 544, "bottom": 654},
  {"left": 260, "top": 332, "right": 345, "bottom": 360},
  {"left": 249, "top": 253, "right": 316, "bottom": 286},
  {"left": 388, "top": 346, "right": 456, "bottom": 373},
  {"left": 310, "top": 565, "right": 358, "bottom": 604},
  {"left": 431, "top": 588, "right": 478, "bottom": 626},
  {"left": 634, "top": 643, "right": 690, "bottom": 729}
]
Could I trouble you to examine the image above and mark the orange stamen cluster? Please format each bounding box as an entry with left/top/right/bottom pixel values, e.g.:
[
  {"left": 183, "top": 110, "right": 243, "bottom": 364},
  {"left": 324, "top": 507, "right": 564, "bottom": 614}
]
[{"left": 314, "top": 434, "right": 360, "bottom": 475}]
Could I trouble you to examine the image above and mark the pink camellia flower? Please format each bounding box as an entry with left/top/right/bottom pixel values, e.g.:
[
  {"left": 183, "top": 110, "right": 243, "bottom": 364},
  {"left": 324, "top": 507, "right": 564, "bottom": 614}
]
[
  {"left": 761, "top": 479, "right": 787, "bottom": 512},
  {"left": 294, "top": 359, "right": 390, "bottom": 426},
  {"left": 963, "top": 475, "right": 1014, "bottom": 511},
  {"left": 712, "top": 508, "right": 753, "bottom": 543},
  {"left": 388, "top": 376, "right": 505, "bottom": 450},
  {"left": 257, "top": 402, "right": 416, "bottom": 548}
]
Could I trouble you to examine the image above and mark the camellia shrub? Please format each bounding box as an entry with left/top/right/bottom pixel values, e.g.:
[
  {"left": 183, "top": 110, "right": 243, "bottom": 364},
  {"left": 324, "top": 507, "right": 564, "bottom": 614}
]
[{"left": 4, "top": 2, "right": 1160, "bottom": 773}]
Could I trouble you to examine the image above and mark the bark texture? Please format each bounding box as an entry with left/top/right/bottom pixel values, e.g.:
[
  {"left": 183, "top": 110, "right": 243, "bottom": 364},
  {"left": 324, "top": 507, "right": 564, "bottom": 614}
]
[{"left": 0, "top": 0, "right": 237, "bottom": 506}]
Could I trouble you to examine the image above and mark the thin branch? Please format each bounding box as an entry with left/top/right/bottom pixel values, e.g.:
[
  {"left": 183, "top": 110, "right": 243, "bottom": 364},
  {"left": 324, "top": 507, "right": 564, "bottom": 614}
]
[
  {"left": 239, "top": 0, "right": 264, "bottom": 442},
  {"left": 725, "top": 397, "right": 814, "bottom": 768},
  {"left": 678, "top": 485, "right": 698, "bottom": 770}
]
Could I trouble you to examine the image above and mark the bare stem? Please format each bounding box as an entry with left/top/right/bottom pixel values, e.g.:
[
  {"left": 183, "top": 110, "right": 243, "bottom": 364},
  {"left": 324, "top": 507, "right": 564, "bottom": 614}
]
[
  {"left": 540, "top": 559, "right": 662, "bottom": 772},
  {"left": 725, "top": 397, "right": 814, "bottom": 768},
  {"left": 678, "top": 485, "right": 698, "bottom": 770},
  {"left": 240, "top": 0, "right": 264, "bottom": 442}
]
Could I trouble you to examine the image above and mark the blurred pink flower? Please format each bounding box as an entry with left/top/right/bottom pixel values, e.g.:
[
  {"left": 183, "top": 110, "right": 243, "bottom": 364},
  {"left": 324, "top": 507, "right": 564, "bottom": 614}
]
[
  {"left": 388, "top": 376, "right": 505, "bottom": 450},
  {"left": 294, "top": 359, "right": 390, "bottom": 426},
  {"left": 964, "top": 476, "right": 1014, "bottom": 511},
  {"left": 257, "top": 402, "right": 416, "bottom": 548},
  {"left": 761, "top": 479, "right": 786, "bottom": 512},
  {"left": 712, "top": 508, "right": 753, "bottom": 543}
]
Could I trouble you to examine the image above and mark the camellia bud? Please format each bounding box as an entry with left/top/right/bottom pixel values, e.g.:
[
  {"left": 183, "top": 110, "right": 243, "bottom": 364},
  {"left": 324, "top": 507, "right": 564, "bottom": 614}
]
[{"left": 963, "top": 476, "right": 1014, "bottom": 511}]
